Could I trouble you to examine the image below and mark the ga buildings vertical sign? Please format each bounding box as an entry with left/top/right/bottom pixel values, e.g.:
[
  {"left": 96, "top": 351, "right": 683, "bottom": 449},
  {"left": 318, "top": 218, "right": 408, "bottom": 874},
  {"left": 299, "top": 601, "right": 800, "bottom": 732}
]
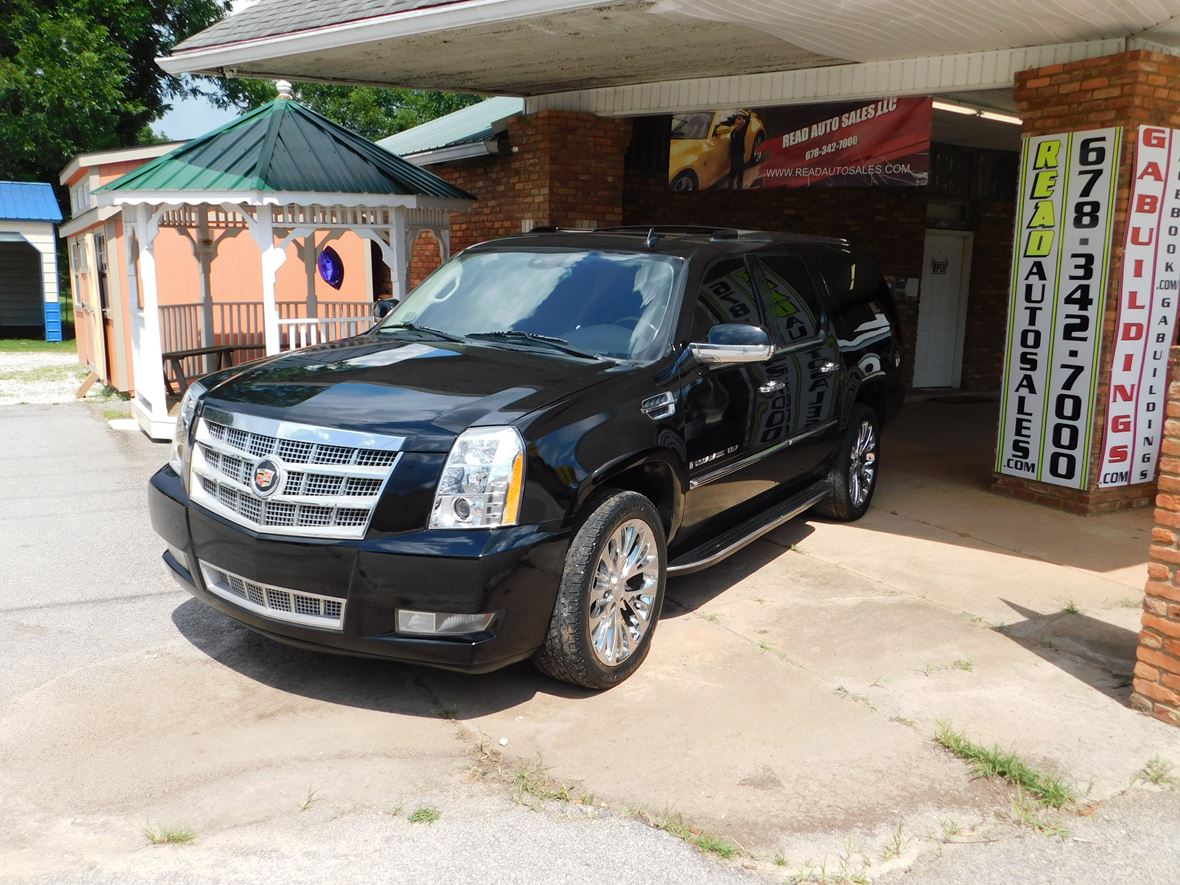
[
  {"left": 1097, "top": 126, "right": 1180, "bottom": 487},
  {"left": 996, "top": 128, "right": 1121, "bottom": 489}
]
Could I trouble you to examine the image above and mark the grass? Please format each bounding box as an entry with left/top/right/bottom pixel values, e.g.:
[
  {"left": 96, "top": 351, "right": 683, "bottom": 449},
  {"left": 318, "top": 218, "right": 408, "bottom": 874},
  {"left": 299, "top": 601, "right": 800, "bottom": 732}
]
[
  {"left": 1139, "top": 755, "right": 1175, "bottom": 786},
  {"left": 934, "top": 721, "right": 1076, "bottom": 809},
  {"left": 921, "top": 658, "right": 974, "bottom": 676},
  {"left": 142, "top": 824, "right": 196, "bottom": 845},
  {"left": 408, "top": 806, "right": 440, "bottom": 824},
  {"left": 1009, "top": 787, "right": 1070, "bottom": 836},
  {"left": 0, "top": 338, "right": 76, "bottom": 353},
  {"left": 1116, "top": 597, "right": 1142, "bottom": 609},
  {"left": 512, "top": 758, "right": 573, "bottom": 805},
  {"left": 890, "top": 715, "right": 917, "bottom": 728},
  {"left": 880, "top": 821, "right": 908, "bottom": 859},
  {"left": 102, "top": 407, "right": 130, "bottom": 421},
  {"left": 834, "top": 686, "right": 878, "bottom": 712},
  {"left": 299, "top": 787, "right": 319, "bottom": 812},
  {"left": 648, "top": 810, "right": 742, "bottom": 859},
  {"left": 1060, "top": 598, "right": 1081, "bottom": 615},
  {"left": 0, "top": 363, "right": 84, "bottom": 384},
  {"left": 940, "top": 818, "right": 962, "bottom": 841}
]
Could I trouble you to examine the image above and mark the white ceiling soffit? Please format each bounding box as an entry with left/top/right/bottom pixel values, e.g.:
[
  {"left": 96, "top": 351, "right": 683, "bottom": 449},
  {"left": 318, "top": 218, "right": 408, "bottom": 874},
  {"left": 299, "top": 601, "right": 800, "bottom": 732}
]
[
  {"left": 525, "top": 39, "right": 1125, "bottom": 115},
  {"left": 650, "top": 0, "right": 1180, "bottom": 62}
]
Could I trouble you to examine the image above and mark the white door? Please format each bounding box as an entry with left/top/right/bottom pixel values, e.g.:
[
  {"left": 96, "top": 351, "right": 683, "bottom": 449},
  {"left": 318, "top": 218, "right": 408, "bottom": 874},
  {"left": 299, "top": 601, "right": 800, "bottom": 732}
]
[{"left": 913, "top": 230, "right": 973, "bottom": 389}]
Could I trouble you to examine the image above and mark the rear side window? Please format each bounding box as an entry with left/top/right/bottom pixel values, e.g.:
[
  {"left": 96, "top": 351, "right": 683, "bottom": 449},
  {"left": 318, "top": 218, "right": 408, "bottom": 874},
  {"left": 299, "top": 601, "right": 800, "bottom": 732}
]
[
  {"left": 693, "top": 258, "right": 764, "bottom": 337},
  {"left": 753, "top": 255, "right": 824, "bottom": 346}
]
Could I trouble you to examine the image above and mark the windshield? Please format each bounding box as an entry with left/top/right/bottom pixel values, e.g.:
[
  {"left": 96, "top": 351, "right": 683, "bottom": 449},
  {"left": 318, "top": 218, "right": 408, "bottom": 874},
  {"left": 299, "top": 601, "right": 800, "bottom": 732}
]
[
  {"left": 376, "top": 249, "right": 682, "bottom": 361},
  {"left": 671, "top": 112, "right": 714, "bottom": 140}
]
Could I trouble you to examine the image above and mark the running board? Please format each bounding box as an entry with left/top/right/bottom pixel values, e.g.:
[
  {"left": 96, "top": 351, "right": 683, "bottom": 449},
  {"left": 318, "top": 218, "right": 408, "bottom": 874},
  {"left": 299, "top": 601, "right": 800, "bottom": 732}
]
[{"left": 667, "top": 482, "right": 828, "bottom": 577}]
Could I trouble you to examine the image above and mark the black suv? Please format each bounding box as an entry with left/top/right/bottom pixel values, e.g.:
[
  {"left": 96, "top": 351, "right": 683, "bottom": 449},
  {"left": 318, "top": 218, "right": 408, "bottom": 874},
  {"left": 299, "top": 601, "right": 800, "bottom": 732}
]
[{"left": 150, "top": 227, "right": 903, "bottom": 689}]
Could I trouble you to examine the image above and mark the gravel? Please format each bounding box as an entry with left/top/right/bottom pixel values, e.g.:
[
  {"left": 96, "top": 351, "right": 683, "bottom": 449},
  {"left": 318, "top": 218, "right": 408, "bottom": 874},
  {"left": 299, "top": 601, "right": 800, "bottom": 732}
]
[{"left": 0, "top": 351, "right": 91, "bottom": 405}]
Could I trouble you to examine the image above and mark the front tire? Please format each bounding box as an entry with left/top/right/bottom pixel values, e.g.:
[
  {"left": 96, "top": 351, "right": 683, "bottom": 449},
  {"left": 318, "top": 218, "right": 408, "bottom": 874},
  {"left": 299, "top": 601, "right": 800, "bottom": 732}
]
[
  {"left": 670, "top": 170, "right": 698, "bottom": 192},
  {"left": 814, "top": 404, "right": 880, "bottom": 522},
  {"left": 533, "top": 490, "right": 667, "bottom": 690}
]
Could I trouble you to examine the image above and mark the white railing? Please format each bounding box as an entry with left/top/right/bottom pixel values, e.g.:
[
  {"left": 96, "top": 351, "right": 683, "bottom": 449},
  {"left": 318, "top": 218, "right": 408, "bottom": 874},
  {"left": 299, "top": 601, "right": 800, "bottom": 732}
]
[
  {"left": 277, "top": 315, "right": 373, "bottom": 351},
  {"left": 159, "top": 299, "right": 374, "bottom": 382}
]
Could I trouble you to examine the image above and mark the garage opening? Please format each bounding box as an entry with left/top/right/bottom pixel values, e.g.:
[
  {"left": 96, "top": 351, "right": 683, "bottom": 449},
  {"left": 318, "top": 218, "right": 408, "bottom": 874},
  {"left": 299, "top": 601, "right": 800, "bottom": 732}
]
[{"left": 0, "top": 239, "right": 46, "bottom": 338}]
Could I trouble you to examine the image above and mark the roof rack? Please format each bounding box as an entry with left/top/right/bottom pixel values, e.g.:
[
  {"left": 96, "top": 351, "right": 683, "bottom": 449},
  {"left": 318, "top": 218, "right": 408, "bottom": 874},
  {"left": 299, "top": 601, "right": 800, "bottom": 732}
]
[{"left": 596, "top": 225, "right": 744, "bottom": 240}]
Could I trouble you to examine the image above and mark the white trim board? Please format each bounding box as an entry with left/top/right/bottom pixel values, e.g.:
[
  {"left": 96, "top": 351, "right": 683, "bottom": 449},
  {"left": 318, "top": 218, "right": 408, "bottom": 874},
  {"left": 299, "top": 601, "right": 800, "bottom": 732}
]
[{"left": 524, "top": 39, "right": 1127, "bottom": 115}]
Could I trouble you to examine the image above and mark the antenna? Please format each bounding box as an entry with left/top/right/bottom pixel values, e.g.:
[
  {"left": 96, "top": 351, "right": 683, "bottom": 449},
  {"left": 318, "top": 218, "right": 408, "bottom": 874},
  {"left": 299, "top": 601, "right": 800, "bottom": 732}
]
[{"left": 644, "top": 227, "right": 661, "bottom": 248}]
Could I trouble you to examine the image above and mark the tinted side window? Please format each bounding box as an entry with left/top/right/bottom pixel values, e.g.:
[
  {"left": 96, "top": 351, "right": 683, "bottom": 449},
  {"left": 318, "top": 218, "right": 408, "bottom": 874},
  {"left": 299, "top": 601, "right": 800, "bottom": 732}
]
[
  {"left": 694, "top": 258, "right": 763, "bottom": 335},
  {"left": 755, "top": 255, "right": 824, "bottom": 346}
]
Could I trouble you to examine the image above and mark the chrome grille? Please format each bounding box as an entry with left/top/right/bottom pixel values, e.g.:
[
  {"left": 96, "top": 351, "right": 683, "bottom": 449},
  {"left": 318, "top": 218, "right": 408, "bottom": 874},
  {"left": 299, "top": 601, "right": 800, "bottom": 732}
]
[
  {"left": 189, "top": 410, "right": 403, "bottom": 540},
  {"left": 199, "top": 560, "right": 345, "bottom": 630}
]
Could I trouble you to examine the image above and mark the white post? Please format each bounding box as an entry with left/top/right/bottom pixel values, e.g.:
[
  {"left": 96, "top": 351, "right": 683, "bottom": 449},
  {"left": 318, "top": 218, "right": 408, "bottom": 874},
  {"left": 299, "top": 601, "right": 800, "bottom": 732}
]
[
  {"left": 196, "top": 205, "right": 216, "bottom": 371},
  {"left": 302, "top": 233, "right": 319, "bottom": 320},
  {"left": 252, "top": 205, "right": 286, "bottom": 355},
  {"left": 133, "top": 204, "right": 171, "bottom": 439},
  {"left": 391, "top": 210, "right": 408, "bottom": 301}
]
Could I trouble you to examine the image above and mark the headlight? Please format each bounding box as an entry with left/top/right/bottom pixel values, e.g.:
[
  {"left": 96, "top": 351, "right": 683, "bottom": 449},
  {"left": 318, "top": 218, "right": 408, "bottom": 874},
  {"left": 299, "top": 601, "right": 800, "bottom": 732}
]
[
  {"left": 168, "top": 381, "right": 206, "bottom": 483},
  {"left": 430, "top": 426, "right": 525, "bottom": 529}
]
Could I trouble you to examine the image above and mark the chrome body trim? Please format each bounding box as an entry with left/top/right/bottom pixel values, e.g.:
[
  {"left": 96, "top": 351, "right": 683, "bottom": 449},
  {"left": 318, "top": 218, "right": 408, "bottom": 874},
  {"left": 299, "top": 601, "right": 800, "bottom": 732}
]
[
  {"left": 188, "top": 409, "right": 403, "bottom": 540},
  {"left": 199, "top": 560, "right": 347, "bottom": 631},
  {"left": 689, "top": 419, "right": 839, "bottom": 489}
]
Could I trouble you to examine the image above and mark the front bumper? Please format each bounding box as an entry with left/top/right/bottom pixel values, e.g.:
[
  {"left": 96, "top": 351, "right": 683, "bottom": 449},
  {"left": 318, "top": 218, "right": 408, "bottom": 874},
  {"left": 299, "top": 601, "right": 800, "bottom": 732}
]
[{"left": 149, "top": 467, "right": 569, "bottom": 673}]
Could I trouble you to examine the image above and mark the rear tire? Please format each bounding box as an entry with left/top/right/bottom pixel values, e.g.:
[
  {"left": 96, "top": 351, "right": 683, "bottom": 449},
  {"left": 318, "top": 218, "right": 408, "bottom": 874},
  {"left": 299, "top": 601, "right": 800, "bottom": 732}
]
[
  {"left": 533, "top": 490, "right": 667, "bottom": 690},
  {"left": 814, "top": 404, "right": 880, "bottom": 522}
]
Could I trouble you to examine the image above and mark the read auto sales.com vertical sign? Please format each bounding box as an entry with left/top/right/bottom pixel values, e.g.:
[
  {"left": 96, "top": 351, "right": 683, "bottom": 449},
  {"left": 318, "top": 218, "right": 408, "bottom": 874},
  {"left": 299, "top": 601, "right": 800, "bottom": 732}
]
[
  {"left": 996, "top": 128, "right": 1121, "bottom": 489},
  {"left": 1097, "top": 127, "right": 1180, "bottom": 487}
]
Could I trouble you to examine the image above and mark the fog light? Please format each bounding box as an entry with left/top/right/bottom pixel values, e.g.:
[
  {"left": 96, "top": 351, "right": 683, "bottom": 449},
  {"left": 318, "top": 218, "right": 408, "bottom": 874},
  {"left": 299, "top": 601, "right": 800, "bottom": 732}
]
[{"left": 397, "top": 610, "right": 496, "bottom": 636}]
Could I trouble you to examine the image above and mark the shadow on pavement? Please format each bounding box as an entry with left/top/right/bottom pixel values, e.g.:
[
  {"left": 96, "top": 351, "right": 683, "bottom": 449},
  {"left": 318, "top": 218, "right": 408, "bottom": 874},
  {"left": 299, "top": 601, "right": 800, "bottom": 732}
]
[
  {"left": 995, "top": 599, "right": 1138, "bottom": 705},
  {"left": 171, "top": 598, "right": 598, "bottom": 718}
]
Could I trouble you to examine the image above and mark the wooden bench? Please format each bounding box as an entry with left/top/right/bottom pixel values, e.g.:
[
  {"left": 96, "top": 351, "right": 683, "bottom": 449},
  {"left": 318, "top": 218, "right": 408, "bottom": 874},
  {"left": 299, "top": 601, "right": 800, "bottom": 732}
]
[{"left": 162, "top": 344, "right": 249, "bottom": 395}]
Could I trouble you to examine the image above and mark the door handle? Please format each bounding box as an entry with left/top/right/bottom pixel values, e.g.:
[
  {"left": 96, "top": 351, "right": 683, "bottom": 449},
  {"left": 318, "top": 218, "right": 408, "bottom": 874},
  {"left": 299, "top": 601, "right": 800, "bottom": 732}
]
[
  {"left": 758, "top": 379, "right": 785, "bottom": 394},
  {"left": 818, "top": 361, "right": 839, "bottom": 374}
]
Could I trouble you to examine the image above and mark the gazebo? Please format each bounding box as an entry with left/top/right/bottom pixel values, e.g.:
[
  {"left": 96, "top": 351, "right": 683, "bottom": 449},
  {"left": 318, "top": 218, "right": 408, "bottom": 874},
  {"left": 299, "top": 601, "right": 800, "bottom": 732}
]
[{"left": 98, "top": 82, "right": 473, "bottom": 440}]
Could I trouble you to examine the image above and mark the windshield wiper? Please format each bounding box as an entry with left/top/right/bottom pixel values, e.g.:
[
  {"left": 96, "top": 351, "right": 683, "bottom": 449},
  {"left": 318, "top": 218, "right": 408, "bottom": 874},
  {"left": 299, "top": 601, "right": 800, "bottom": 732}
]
[
  {"left": 466, "top": 330, "right": 604, "bottom": 360},
  {"left": 376, "top": 322, "right": 465, "bottom": 343}
]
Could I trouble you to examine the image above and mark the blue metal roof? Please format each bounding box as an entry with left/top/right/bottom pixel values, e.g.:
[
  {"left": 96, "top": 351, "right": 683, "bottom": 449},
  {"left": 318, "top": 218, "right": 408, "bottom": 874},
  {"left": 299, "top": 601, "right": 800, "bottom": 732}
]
[
  {"left": 378, "top": 96, "right": 524, "bottom": 157},
  {"left": 0, "top": 182, "right": 62, "bottom": 223}
]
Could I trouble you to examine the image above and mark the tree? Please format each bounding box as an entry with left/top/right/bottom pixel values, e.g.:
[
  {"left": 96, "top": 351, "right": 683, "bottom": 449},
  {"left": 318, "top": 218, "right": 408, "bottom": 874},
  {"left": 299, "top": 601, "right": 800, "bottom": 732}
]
[
  {"left": 0, "top": 0, "right": 232, "bottom": 185},
  {"left": 223, "top": 79, "right": 482, "bottom": 142}
]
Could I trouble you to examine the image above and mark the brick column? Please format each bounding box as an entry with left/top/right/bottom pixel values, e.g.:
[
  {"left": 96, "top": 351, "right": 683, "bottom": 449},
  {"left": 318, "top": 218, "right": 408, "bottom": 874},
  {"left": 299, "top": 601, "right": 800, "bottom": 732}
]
[
  {"left": 994, "top": 50, "right": 1180, "bottom": 513},
  {"left": 1134, "top": 348, "right": 1180, "bottom": 725},
  {"left": 436, "top": 111, "right": 632, "bottom": 252}
]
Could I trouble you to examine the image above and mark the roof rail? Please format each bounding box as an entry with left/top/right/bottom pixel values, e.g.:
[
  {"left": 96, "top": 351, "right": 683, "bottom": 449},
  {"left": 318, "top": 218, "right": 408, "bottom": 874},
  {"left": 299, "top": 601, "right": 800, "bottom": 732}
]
[{"left": 596, "top": 225, "right": 743, "bottom": 238}]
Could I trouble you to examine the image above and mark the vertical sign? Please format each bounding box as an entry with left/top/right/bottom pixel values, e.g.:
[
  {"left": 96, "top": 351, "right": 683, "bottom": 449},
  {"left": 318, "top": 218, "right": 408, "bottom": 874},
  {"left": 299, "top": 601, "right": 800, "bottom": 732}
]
[
  {"left": 996, "top": 128, "right": 1121, "bottom": 488},
  {"left": 1098, "top": 126, "right": 1180, "bottom": 487}
]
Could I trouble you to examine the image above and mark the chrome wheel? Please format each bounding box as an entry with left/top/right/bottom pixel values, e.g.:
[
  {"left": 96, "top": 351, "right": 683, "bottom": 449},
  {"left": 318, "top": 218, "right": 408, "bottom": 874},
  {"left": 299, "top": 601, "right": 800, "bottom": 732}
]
[
  {"left": 848, "top": 419, "right": 878, "bottom": 507},
  {"left": 588, "top": 518, "right": 659, "bottom": 667}
]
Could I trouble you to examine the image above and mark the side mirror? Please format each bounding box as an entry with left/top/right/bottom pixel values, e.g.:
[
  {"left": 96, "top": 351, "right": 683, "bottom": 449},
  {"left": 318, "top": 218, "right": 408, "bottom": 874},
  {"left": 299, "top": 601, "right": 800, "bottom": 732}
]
[
  {"left": 372, "top": 298, "right": 398, "bottom": 320},
  {"left": 689, "top": 323, "right": 774, "bottom": 365}
]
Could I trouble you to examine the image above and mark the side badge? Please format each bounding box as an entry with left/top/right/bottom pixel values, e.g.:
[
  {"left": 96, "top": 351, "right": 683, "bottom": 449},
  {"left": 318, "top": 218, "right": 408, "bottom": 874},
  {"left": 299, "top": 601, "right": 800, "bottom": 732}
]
[{"left": 641, "top": 391, "right": 676, "bottom": 420}]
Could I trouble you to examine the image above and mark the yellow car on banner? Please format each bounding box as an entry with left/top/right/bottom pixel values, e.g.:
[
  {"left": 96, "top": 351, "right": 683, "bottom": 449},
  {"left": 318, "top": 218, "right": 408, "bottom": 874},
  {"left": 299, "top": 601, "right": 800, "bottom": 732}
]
[{"left": 669, "top": 109, "right": 766, "bottom": 191}]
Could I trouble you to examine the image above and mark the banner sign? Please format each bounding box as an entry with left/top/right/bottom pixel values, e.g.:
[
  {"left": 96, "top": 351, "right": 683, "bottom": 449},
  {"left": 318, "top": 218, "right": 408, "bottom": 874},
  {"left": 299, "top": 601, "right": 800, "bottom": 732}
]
[
  {"left": 1097, "top": 126, "right": 1180, "bottom": 487},
  {"left": 996, "top": 127, "right": 1122, "bottom": 489},
  {"left": 668, "top": 97, "right": 931, "bottom": 191}
]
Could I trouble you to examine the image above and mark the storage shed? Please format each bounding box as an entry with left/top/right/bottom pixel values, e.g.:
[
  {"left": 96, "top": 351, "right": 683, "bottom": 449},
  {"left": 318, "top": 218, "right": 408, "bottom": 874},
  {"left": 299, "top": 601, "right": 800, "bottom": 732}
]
[{"left": 0, "top": 182, "right": 63, "bottom": 341}]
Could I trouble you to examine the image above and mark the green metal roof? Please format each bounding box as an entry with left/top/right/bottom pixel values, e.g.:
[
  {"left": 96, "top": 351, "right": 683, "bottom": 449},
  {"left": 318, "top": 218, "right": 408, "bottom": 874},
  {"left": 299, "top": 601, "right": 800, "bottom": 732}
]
[{"left": 98, "top": 98, "right": 473, "bottom": 200}]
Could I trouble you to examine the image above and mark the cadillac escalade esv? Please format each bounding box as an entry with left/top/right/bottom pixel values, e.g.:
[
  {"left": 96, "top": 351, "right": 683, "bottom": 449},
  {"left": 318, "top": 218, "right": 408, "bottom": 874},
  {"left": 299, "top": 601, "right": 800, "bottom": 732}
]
[{"left": 150, "top": 227, "right": 903, "bottom": 689}]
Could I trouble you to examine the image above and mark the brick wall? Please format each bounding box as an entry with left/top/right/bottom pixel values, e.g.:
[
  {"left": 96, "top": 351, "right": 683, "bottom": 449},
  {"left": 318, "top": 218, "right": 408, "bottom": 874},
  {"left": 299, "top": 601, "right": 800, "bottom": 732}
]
[
  {"left": 431, "top": 111, "right": 632, "bottom": 254},
  {"left": 995, "top": 49, "right": 1180, "bottom": 513},
  {"left": 409, "top": 231, "right": 442, "bottom": 288},
  {"left": 1134, "top": 349, "right": 1180, "bottom": 726},
  {"left": 960, "top": 201, "right": 1015, "bottom": 391}
]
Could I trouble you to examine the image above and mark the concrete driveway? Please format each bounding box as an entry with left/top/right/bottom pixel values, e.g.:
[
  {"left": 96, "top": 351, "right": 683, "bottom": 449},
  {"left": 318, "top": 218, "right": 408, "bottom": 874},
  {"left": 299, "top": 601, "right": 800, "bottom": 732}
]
[{"left": 2, "top": 398, "right": 1178, "bottom": 883}]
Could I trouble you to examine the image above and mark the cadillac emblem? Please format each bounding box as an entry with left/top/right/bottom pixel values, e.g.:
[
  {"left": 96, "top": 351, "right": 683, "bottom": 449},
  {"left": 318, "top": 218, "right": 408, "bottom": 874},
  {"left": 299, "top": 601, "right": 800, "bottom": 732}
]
[{"left": 252, "top": 458, "right": 282, "bottom": 497}]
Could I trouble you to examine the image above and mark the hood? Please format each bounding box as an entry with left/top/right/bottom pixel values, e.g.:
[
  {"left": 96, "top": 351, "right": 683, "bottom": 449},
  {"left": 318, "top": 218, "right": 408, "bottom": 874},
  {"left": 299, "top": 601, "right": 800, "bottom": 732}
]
[{"left": 200, "top": 336, "right": 621, "bottom": 451}]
